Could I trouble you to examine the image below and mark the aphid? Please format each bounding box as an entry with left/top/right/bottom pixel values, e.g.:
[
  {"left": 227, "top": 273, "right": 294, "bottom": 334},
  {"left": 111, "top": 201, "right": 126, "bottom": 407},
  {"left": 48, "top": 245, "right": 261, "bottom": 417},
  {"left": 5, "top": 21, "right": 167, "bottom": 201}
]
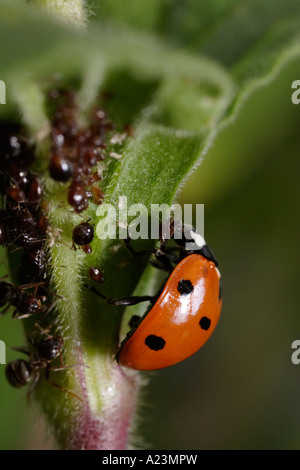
[
  {"left": 91, "top": 186, "right": 104, "bottom": 205},
  {"left": 81, "top": 245, "right": 92, "bottom": 255},
  {"left": 68, "top": 179, "right": 88, "bottom": 213},
  {"left": 80, "top": 146, "right": 99, "bottom": 167},
  {"left": 27, "top": 175, "right": 43, "bottom": 202},
  {"left": 39, "top": 206, "right": 49, "bottom": 225},
  {"left": 8, "top": 207, "right": 46, "bottom": 249},
  {"left": 49, "top": 151, "right": 74, "bottom": 183},
  {"left": 6, "top": 185, "right": 26, "bottom": 203},
  {"left": 72, "top": 221, "right": 94, "bottom": 246},
  {"left": 89, "top": 267, "right": 104, "bottom": 284}
]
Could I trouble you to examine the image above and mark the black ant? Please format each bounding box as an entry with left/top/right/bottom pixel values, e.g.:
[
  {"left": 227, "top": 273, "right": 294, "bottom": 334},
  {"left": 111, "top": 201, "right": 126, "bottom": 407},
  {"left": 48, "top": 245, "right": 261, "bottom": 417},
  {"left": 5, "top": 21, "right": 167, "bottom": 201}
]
[
  {"left": 0, "top": 279, "right": 61, "bottom": 320},
  {"left": 6, "top": 206, "right": 47, "bottom": 250},
  {"left": 0, "top": 280, "right": 46, "bottom": 319},
  {"left": 5, "top": 326, "right": 84, "bottom": 402},
  {"left": 19, "top": 247, "right": 47, "bottom": 283}
]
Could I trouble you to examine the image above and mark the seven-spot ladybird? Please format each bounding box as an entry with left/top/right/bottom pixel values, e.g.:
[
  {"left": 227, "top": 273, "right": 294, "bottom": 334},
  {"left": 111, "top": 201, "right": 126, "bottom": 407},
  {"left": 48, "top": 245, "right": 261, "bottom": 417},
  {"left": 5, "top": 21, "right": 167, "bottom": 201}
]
[
  {"left": 87, "top": 226, "right": 222, "bottom": 371},
  {"left": 116, "top": 250, "right": 222, "bottom": 371}
]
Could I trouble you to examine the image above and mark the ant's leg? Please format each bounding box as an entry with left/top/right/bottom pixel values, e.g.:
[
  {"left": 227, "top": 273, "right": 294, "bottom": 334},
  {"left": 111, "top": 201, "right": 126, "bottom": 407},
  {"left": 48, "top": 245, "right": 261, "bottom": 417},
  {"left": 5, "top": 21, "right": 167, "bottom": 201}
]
[
  {"left": 58, "top": 350, "right": 65, "bottom": 369},
  {"left": 13, "top": 310, "right": 40, "bottom": 320},
  {"left": 33, "top": 322, "right": 53, "bottom": 338},
  {"left": 84, "top": 283, "right": 158, "bottom": 307},
  {"left": 0, "top": 273, "right": 11, "bottom": 281},
  {"left": 0, "top": 305, "right": 11, "bottom": 317},
  {"left": 45, "top": 377, "right": 83, "bottom": 402},
  {"left": 12, "top": 309, "right": 29, "bottom": 319},
  {"left": 26, "top": 370, "right": 40, "bottom": 400},
  {"left": 19, "top": 281, "right": 45, "bottom": 291},
  {"left": 11, "top": 346, "right": 31, "bottom": 356},
  {"left": 45, "top": 366, "right": 84, "bottom": 402},
  {"left": 37, "top": 299, "right": 60, "bottom": 323},
  {"left": 49, "top": 364, "right": 88, "bottom": 373}
]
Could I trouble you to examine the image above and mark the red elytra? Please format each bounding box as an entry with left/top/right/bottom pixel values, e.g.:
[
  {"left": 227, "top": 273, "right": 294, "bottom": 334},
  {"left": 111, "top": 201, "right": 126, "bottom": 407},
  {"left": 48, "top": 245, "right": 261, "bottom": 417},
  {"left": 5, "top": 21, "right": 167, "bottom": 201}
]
[{"left": 116, "top": 254, "right": 222, "bottom": 371}]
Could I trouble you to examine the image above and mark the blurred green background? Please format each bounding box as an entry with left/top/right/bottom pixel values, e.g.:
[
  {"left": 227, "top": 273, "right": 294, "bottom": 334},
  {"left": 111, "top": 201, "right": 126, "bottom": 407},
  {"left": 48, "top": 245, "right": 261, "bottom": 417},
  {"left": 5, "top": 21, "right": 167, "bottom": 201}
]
[
  {"left": 1, "top": 0, "right": 300, "bottom": 450},
  {"left": 144, "top": 63, "right": 300, "bottom": 449}
]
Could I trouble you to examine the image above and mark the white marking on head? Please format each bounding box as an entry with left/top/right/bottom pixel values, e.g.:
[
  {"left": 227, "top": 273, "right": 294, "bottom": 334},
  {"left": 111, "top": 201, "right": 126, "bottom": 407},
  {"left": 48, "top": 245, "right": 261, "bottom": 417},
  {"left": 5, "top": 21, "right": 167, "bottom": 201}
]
[{"left": 190, "top": 230, "right": 205, "bottom": 249}]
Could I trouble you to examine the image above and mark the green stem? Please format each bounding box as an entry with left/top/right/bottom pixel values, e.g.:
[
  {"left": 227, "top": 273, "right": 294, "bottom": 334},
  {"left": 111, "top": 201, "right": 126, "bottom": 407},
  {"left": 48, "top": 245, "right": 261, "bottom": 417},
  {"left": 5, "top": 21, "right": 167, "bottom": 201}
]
[{"left": 32, "top": 181, "right": 142, "bottom": 449}]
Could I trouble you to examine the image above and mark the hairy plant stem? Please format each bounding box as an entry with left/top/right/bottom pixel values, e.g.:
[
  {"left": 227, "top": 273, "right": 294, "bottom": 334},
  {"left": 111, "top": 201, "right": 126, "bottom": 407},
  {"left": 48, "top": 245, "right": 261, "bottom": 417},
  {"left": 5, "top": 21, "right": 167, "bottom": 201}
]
[
  {"left": 9, "top": 2, "right": 144, "bottom": 449},
  {"left": 23, "top": 175, "right": 144, "bottom": 450}
]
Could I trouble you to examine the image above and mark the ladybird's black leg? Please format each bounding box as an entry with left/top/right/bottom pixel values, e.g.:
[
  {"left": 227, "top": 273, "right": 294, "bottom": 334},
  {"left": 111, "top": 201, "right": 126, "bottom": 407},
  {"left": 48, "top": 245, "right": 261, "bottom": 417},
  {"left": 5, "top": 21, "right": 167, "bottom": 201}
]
[
  {"left": 33, "top": 322, "right": 53, "bottom": 339},
  {"left": 150, "top": 250, "right": 175, "bottom": 272},
  {"left": 84, "top": 283, "right": 158, "bottom": 307},
  {"left": 84, "top": 283, "right": 106, "bottom": 300},
  {"left": 124, "top": 237, "right": 168, "bottom": 263},
  {"left": 124, "top": 238, "right": 175, "bottom": 273},
  {"left": 108, "top": 294, "right": 159, "bottom": 307},
  {"left": 123, "top": 237, "right": 154, "bottom": 258}
]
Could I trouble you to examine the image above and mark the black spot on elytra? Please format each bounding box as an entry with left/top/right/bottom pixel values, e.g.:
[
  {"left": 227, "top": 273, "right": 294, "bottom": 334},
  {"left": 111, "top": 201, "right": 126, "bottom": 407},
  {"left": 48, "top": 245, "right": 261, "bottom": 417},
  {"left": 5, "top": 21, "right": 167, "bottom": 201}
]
[
  {"left": 199, "top": 316, "right": 211, "bottom": 331},
  {"left": 145, "top": 335, "right": 165, "bottom": 351},
  {"left": 177, "top": 279, "right": 194, "bottom": 295}
]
